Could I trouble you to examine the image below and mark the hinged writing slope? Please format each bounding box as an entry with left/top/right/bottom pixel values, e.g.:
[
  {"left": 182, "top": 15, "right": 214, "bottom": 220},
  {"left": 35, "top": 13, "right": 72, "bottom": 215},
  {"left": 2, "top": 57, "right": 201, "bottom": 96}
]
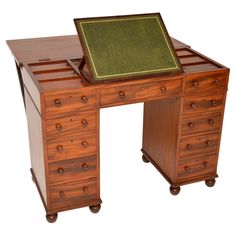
[{"left": 74, "top": 13, "right": 183, "bottom": 84}]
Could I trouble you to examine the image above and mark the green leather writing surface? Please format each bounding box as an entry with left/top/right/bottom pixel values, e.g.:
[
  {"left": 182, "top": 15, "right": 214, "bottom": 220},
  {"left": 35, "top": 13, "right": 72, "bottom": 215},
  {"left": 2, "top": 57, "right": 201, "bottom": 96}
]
[{"left": 74, "top": 13, "right": 182, "bottom": 82}]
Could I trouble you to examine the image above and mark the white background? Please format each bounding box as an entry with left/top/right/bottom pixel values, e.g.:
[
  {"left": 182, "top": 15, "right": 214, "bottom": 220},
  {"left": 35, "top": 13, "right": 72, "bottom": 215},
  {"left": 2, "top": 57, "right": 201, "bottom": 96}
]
[{"left": 0, "top": 0, "right": 235, "bottom": 235}]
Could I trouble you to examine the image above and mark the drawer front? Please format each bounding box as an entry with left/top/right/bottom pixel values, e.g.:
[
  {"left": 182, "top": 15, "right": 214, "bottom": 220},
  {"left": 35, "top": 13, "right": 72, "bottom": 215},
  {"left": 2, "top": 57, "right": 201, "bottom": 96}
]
[
  {"left": 50, "top": 178, "right": 97, "bottom": 209},
  {"left": 183, "top": 94, "right": 224, "bottom": 115},
  {"left": 47, "top": 131, "right": 97, "bottom": 162},
  {"left": 179, "top": 133, "right": 219, "bottom": 157},
  {"left": 44, "top": 90, "right": 97, "bottom": 114},
  {"left": 177, "top": 155, "right": 217, "bottom": 180},
  {"left": 184, "top": 72, "right": 227, "bottom": 94},
  {"left": 45, "top": 112, "right": 96, "bottom": 137},
  {"left": 100, "top": 79, "right": 182, "bottom": 107},
  {"left": 181, "top": 112, "right": 221, "bottom": 136},
  {"left": 49, "top": 156, "right": 97, "bottom": 186}
]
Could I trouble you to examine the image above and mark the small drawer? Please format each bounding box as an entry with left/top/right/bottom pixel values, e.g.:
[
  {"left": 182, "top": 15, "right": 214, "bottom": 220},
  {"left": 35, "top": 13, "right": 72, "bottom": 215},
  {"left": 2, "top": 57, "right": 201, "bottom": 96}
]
[
  {"left": 183, "top": 94, "right": 224, "bottom": 115},
  {"left": 177, "top": 155, "right": 217, "bottom": 180},
  {"left": 50, "top": 178, "right": 97, "bottom": 209},
  {"left": 47, "top": 131, "right": 97, "bottom": 162},
  {"left": 181, "top": 112, "right": 221, "bottom": 136},
  {"left": 179, "top": 132, "right": 219, "bottom": 157},
  {"left": 49, "top": 155, "right": 97, "bottom": 186},
  {"left": 184, "top": 72, "right": 227, "bottom": 94},
  {"left": 45, "top": 112, "right": 96, "bottom": 137},
  {"left": 100, "top": 78, "right": 182, "bottom": 107},
  {"left": 44, "top": 89, "right": 97, "bottom": 115}
]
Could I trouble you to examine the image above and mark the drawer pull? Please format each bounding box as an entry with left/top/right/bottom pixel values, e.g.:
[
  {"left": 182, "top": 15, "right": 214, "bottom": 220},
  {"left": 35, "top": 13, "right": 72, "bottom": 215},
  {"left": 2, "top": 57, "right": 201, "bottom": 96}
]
[
  {"left": 81, "top": 95, "right": 88, "bottom": 103},
  {"left": 188, "top": 122, "right": 194, "bottom": 128},
  {"left": 214, "top": 79, "right": 219, "bottom": 85},
  {"left": 55, "top": 123, "right": 62, "bottom": 131},
  {"left": 57, "top": 168, "right": 64, "bottom": 174},
  {"left": 192, "top": 81, "right": 199, "bottom": 87},
  {"left": 208, "top": 119, "right": 214, "bottom": 125},
  {"left": 81, "top": 141, "right": 88, "bottom": 147},
  {"left": 56, "top": 145, "right": 64, "bottom": 152},
  {"left": 206, "top": 140, "right": 212, "bottom": 146},
  {"left": 59, "top": 191, "right": 65, "bottom": 198},
  {"left": 82, "top": 163, "right": 88, "bottom": 169},
  {"left": 190, "top": 103, "right": 196, "bottom": 109},
  {"left": 83, "top": 186, "right": 89, "bottom": 193},
  {"left": 81, "top": 119, "right": 88, "bottom": 128},
  {"left": 186, "top": 144, "right": 193, "bottom": 150},
  {"left": 184, "top": 165, "right": 190, "bottom": 171},
  {"left": 160, "top": 86, "right": 167, "bottom": 93},
  {"left": 118, "top": 91, "right": 125, "bottom": 98},
  {"left": 203, "top": 161, "right": 209, "bottom": 167},
  {"left": 54, "top": 99, "right": 62, "bottom": 107},
  {"left": 210, "top": 100, "right": 217, "bottom": 106}
]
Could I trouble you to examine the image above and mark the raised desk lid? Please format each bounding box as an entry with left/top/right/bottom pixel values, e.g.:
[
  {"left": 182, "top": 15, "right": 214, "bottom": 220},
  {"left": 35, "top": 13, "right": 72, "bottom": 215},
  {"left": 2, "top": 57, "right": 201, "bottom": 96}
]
[{"left": 74, "top": 13, "right": 183, "bottom": 84}]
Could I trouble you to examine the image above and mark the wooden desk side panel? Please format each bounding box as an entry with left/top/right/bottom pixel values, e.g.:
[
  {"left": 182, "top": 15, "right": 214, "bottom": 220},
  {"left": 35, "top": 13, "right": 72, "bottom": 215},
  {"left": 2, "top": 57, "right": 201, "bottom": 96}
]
[
  {"left": 25, "top": 89, "right": 47, "bottom": 205},
  {"left": 142, "top": 97, "right": 181, "bottom": 181}
]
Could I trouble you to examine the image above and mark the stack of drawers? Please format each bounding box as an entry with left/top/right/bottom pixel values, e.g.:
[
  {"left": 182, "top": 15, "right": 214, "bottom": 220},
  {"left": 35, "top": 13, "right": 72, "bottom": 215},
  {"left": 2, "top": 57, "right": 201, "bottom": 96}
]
[
  {"left": 43, "top": 88, "right": 101, "bottom": 219},
  {"left": 176, "top": 71, "right": 228, "bottom": 187}
]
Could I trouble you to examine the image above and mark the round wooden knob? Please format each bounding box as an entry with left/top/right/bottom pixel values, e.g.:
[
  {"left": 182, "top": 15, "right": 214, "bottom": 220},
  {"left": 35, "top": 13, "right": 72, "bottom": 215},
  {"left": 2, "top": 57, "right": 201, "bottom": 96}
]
[
  {"left": 188, "top": 122, "right": 194, "bottom": 128},
  {"left": 59, "top": 191, "right": 65, "bottom": 197},
  {"left": 184, "top": 165, "right": 190, "bottom": 171},
  {"left": 83, "top": 186, "right": 88, "bottom": 193},
  {"left": 81, "top": 95, "right": 88, "bottom": 103},
  {"left": 82, "top": 163, "right": 88, "bottom": 169},
  {"left": 55, "top": 123, "right": 62, "bottom": 131},
  {"left": 206, "top": 140, "right": 212, "bottom": 146},
  {"left": 214, "top": 79, "right": 219, "bottom": 85},
  {"left": 57, "top": 167, "right": 64, "bottom": 174},
  {"left": 208, "top": 119, "right": 214, "bottom": 125},
  {"left": 190, "top": 103, "right": 196, "bottom": 109},
  {"left": 160, "top": 86, "right": 167, "bottom": 93},
  {"left": 81, "top": 141, "right": 88, "bottom": 147},
  {"left": 203, "top": 161, "right": 209, "bottom": 167},
  {"left": 119, "top": 91, "right": 125, "bottom": 98},
  {"left": 56, "top": 145, "right": 64, "bottom": 152},
  {"left": 192, "top": 81, "right": 199, "bottom": 87},
  {"left": 210, "top": 100, "right": 217, "bottom": 106},
  {"left": 54, "top": 99, "right": 61, "bottom": 107},
  {"left": 81, "top": 119, "right": 88, "bottom": 128},
  {"left": 186, "top": 144, "right": 192, "bottom": 150}
]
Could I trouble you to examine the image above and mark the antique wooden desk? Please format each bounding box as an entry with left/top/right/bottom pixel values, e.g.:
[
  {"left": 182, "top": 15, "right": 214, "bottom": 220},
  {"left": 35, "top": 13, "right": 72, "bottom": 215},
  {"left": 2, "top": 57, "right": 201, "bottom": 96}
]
[{"left": 7, "top": 35, "right": 229, "bottom": 223}]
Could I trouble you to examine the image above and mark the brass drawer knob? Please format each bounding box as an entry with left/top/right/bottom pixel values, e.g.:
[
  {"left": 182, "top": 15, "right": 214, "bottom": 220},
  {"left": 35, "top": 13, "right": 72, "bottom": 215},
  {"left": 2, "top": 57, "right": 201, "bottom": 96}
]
[
  {"left": 203, "top": 161, "right": 209, "bottom": 167},
  {"left": 82, "top": 163, "right": 88, "bottom": 169},
  {"left": 81, "top": 95, "right": 88, "bottom": 103},
  {"left": 184, "top": 165, "right": 190, "bottom": 171},
  {"left": 186, "top": 144, "right": 192, "bottom": 150},
  {"left": 119, "top": 91, "right": 125, "bottom": 98},
  {"left": 214, "top": 79, "right": 219, "bottom": 85},
  {"left": 160, "top": 86, "right": 167, "bottom": 93},
  {"left": 210, "top": 100, "right": 217, "bottom": 106},
  {"left": 54, "top": 99, "right": 62, "bottom": 107},
  {"left": 208, "top": 119, "right": 214, "bottom": 125},
  {"left": 81, "top": 141, "right": 88, "bottom": 147},
  {"left": 83, "top": 186, "right": 89, "bottom": 193},
  {"left": 192, "top": 80, "right": 199, "bottom": 87},
  {"left": 188, "top": 122, "right": 194, "bottom": 128},
  {"left": 57, "top": 167, "right": 64, "bottom": 174},
  {"left": 206, "top": 140, "right": 212, "bottom": 146},
  {"left": 81, "top": 119, "right": 88, "bottom": 128},
  {"left": 56, "top": 145, "right": 64, "bottom": 152},
  {"left": 59, "top": 191, "right": 65, "bottom": 198},
  {"left": 190, "top": 103, "right": 196, "bottom": 109},
  {"left": 55, "top": 123, "right": 62, "bottom": 131}
]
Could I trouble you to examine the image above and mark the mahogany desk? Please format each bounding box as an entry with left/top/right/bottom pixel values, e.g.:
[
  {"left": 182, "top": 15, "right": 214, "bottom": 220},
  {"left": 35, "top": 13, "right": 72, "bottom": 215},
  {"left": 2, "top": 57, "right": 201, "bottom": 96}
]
[{"left": 7, "top": 35, "right": 229, "bottom": 223}]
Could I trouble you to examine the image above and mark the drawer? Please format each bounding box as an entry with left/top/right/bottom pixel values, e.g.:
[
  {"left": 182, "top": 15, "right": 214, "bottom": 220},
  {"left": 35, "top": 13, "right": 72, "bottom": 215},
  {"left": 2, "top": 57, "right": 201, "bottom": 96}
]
[
  {"left": 183, "top": 94, "right": 224, "bottom": 115},
  {"left": 44, "top": 89, "right": 97, "bottom": 114},
  {"left": 179, "top": 132, "right": 219, "bottom": 157},
  {"left": 49, "top": 155, "right": 97, "bottom": 186},
  {"left": 184, "top": 72, "right": 227, "bottom": 94},
  {"left": 47, "top": 131, "right": 97, "bottom": 162},
  {"left": 45, "top": 112, "right": 96, "bottom": 138},
  {"left": 181, "top": 112, "right": 221, "bottom": 136},
  {"left": 50, "top": 178, "right": 97, "bottom": 209},
  {"left": 100, "top": 78, "right": 182, "bottom": 107},
  {"left": 177, "top": 155, "right": 217, "bottom": 181}
]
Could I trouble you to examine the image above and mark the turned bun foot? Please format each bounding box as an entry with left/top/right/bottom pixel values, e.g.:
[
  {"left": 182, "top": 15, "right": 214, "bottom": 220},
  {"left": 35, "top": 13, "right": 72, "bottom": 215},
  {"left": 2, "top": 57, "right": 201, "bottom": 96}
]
[
  {"left": 170, "top": 186, "right": 181, "bottom": 195},
  {"left": 142, "top": 155, "right": 150, "bottom": 163},
  {"left": 46, "top": 213, "right": 58, "bottom": 223},
  {"left": 89, "top": 204, "right": 101, "bottom": 214},
  {"left": 205, "top": 179, "right": 216, "bottom": 187}
]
